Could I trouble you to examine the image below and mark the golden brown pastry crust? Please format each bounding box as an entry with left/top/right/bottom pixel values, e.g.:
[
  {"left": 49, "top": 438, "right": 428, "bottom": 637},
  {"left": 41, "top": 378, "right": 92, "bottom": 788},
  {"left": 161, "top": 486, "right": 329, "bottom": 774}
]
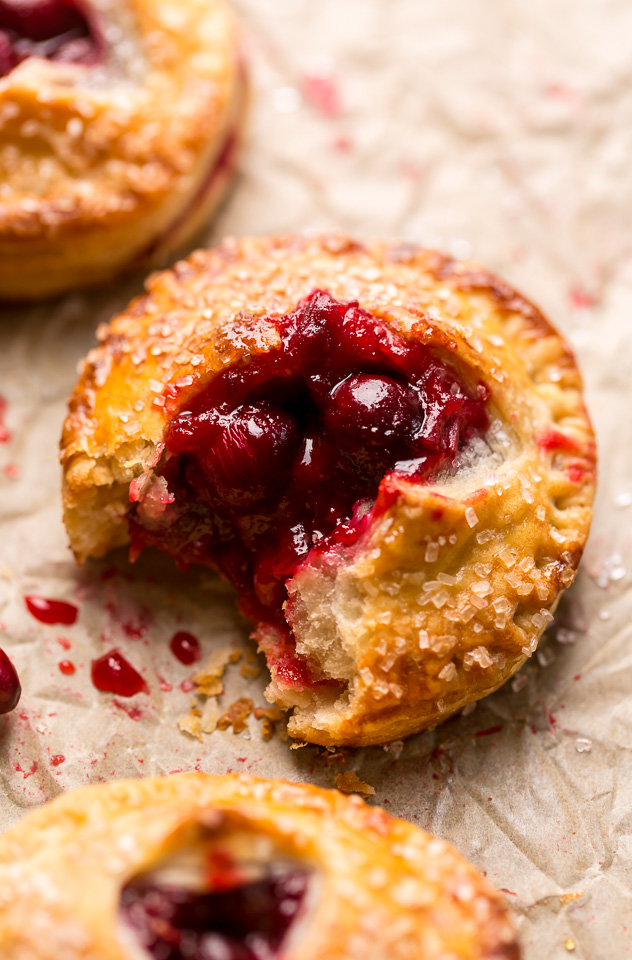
[
  {"left": 0, "top": 0, "right": 244, "bottom": 300},
  {"left": 0, "top": 772, "right": 520, "bottom": 959},
  {"left": 61, "top": 235, "right": 596, "bottom": 746}
]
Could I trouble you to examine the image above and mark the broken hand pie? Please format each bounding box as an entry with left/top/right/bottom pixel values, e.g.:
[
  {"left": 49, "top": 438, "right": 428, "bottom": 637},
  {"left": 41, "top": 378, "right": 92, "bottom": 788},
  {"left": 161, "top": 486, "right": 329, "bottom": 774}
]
[
  {"left": 61, "top": 235, "right": 596, "bottom": 746},
  {"left": 0, "top": 0, "right": 244, "bottom": 299},
  {"left": 0, "top": 772, "right": 520, "bottom": 960}
]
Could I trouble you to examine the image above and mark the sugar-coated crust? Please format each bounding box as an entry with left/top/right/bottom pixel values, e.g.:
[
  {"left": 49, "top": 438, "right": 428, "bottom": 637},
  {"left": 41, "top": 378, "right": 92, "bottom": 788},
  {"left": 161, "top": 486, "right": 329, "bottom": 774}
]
[
  {"left": 0, "top": 0, "right": 244, "bottom": 300},
  {"left": 61, "top": 235, "right": 596, "bottom": 746},
  {"left": 0, "top": 772, "right": 520, "bottom": 959}
]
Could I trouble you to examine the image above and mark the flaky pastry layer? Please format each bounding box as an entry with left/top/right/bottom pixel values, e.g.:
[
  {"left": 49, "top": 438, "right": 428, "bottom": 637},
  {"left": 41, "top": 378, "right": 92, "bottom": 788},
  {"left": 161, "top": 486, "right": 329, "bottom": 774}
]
[
  {"left": 0, "top": 772, "right": 519, "bottom": 960},
  {"left": 61, "top": 235, "right": 596, "bottom": 746}
]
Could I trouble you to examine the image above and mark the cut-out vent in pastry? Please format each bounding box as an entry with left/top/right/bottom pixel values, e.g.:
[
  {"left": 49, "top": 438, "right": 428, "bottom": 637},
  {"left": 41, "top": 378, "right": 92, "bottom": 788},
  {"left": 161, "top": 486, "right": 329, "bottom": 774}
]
[{"left": 0, "top": 772, "right": 520, "bottom": 959}]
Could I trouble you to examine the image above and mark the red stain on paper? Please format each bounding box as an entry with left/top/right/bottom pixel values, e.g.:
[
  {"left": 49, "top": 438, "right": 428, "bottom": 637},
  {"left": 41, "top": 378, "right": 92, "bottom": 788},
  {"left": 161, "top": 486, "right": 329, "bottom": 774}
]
[
  {"left": 302, "top": 73, "right": 342, "bottom": 116},
  {"left": 0, "top": 395, "right": 10, "bottom": 443}
]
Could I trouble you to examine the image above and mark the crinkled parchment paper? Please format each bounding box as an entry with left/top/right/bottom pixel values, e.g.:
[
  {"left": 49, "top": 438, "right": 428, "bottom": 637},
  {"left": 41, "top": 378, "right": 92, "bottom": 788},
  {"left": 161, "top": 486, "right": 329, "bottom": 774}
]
[{"left": 1, "top": 2, "right": 630, "bottom": 957}]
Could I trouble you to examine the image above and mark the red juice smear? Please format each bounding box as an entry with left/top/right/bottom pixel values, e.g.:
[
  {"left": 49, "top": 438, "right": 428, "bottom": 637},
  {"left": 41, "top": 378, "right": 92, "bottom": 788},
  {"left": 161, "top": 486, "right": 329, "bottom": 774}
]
[
  {"left": 0, "top": 394, "right": 10, "bottom": 443},
  {"left": 57, "top": 637, "right": 71, "bottom": 650},
  {"left": 113, "top": 699, "right": 144, "bottom": 721},
  {"left": 58, "top": 659, "right": 75, "bottom": 675},
  {"left": 91, "top": 650, "right": 148, "bottom": 697},
  {"left": 170, "top": 631, "right": 202, "bottom": 665},
  {"left": 25, "top": 596, "right": 78, "bottom": 626},
  {"left": 302, "top": 73, "right": 342, "bottom": 116}
]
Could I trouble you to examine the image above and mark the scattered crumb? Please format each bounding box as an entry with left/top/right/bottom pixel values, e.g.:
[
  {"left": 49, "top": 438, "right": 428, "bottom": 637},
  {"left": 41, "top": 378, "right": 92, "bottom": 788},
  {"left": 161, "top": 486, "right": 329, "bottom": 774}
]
[
  {"left": 336, "top": 771, "right": 376, "bottom": 797},
  {"left": 194, "top": 647, "right": 241, "bottom": 686},
  {"left": 200, "top": 699, "right": 221, "bottom": 734},
  {"left": 218, "top": 697, "right": 254, "bottom": 734},
  {"left": 177, "top": 713, "right": 203, "bottom": 742},
  {"left": 254, "top": 705, "right": 286, "bottom": 741},
  {"left": 559, "top": 891, "right": 584, "bottom": 905},
  {"left": 194, "top": 676, "right": 224, "bottom": 698},
  {"left": 240, "top": 662, "right": 261, "bottom": 680},
  {"left": 176, "top": 647, "right": 246, "bottom": 741}
]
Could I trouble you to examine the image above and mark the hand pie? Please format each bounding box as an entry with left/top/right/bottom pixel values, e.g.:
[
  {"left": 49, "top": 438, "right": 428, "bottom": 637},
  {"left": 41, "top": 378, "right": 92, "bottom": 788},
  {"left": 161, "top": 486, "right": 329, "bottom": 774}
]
[
  {"left": 0, "top": 772, "right": 520, "bottom": 959},
  {"left": 0, "top": 0, "right": 245, "bottom": 299},
  {"left": 61, "top": 235, "right": 596, "bottom": 746}
]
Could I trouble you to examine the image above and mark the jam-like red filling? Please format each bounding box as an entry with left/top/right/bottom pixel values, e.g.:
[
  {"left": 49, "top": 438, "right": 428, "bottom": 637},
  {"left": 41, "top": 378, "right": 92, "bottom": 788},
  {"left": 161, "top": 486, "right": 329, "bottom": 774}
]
[
  {"left": 129, "top": 291, "right": 489, "bottom": 688},
  {"left": 0, "top": 0, "right": 101, "bottom": 78},
  {"left": 121, "top": 869, "right": 309, "bottom": 960}
]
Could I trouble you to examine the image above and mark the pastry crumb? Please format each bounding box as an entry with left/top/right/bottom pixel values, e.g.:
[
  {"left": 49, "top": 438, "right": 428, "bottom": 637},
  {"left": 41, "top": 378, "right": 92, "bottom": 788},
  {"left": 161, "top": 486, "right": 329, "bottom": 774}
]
[
  {"left": 254, "top": 705, "right": 286, "bottom": 741},
  {"left": 177, "top": 713, "right": 203, "bottom": 741},
  {"left": 194, "top": 647, "right": 241, "bottom": 685},
  {"left": 336, "top": 771, "right": 376, "bottom": 797},
  {"left": 559, "top": 891, "right": 584, "bottom": 905},
  {"left": 240, "top": 662, "right": 261, "bottom": 680},
  {"left": 218, "top": 697, "right": 254, "bottom": 734},
  {"left": 200, "top": 699, "right": 221, "bottom": 734}
]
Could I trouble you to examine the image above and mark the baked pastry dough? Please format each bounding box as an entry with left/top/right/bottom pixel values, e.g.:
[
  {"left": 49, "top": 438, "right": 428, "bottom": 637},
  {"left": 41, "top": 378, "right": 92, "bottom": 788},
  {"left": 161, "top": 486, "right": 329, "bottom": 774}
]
[
  {"left": 0, "top": 772, "right": 520, "bottom": 959},
  {"left": 61, "top": 235, "right": 596, "bottom": 746},
  {"left": 0, "top": 0, "right": 245, "bottom": 300}
]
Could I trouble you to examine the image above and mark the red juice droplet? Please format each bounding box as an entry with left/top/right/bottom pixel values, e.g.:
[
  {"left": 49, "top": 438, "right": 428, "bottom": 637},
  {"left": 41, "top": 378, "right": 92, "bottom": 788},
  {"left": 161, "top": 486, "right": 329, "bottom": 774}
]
[
  {"left": 25, "top": 596, "right": 78, "bottom": 626},
  {"left": 57, "top": 637, "right": 71, "bottom": 650},
  {"left": 91, "top": 650, "right": 148, "bottom": 697},
  {"left": 51, "top": 754, "right": 65, "bottom": 766},
  {"left": 58, "top": 660, "right": 75, "bottom": 675},
  {"left": 170, "top": 631, "right": 201, "bottom": 665}
]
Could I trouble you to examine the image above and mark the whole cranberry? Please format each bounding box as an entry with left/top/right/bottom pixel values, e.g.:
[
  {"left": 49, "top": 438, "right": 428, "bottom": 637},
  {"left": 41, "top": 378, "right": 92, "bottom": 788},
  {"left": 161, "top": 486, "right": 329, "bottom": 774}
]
[
  {"left": 0, "top": 648, "right": 21, "bottom": 714},
  {"left": 324, "top": 373, "right": 420, "bottom": 461},
  {"left": 291, "top": 432, "right": 336, "bottom": 489},
  {"left": 201, "top": 403, "right": 300, "bottom": 509}
]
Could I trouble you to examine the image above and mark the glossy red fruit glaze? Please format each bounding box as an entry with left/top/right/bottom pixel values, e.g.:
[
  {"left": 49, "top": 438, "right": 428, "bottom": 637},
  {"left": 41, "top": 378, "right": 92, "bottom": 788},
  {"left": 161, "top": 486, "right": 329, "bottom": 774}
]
[
  {"left": 0, "top": 647, "right": 20, "bottom": 714},
  {"left": 25, "top": 596, "right": 78, "bottom": 626},
  {"left": 91, "top": 650, "right": 148, "bottom": 697},
  {"left": 324, "top": 373, "right": 421, "bottom": 478},
  {"left": 51, "top": 754, "right": 65, "bottom": 765},
  {"left": 121, "top": 869, "right": 309, "bottom": 960},
  {"left": 198, "top": 402, "right": 300, "bottom": 509},
  {"left": 0, "top": 0, "right": 101, "bottom": 78},
  {"left": 170, "top": 631, "right": 201, "bottom": 665},
  {"left": 58, "top": 659, "right": 75, "bottom": 675},
  {"left": 130, "top": 291, "right": 489, "bottom": 687}
]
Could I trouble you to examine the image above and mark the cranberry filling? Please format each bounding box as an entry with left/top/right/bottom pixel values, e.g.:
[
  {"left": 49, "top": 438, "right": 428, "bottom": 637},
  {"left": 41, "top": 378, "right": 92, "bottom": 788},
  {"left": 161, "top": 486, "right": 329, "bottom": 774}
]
[
  {"left": 129, "top": 291, "right": 489, "bottom": 688},
  {"left": 0, "top": 0, "right": 101, "bottom": 78},
  {"left": 121, "top": 869, "right": 309, "bottom": 960}
]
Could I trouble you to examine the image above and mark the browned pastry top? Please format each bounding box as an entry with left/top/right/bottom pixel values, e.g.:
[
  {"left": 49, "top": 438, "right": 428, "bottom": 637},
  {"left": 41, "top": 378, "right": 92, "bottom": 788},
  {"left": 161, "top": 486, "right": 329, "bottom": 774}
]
[
  {"left": 0, "top": 0, "right": 243, "bottom": 297},
  {"left": 61, "top": 235, "right": 596, "bottom": 746},
  {"left": 0, "top": 772, "right": 520, "bottom": 959}
]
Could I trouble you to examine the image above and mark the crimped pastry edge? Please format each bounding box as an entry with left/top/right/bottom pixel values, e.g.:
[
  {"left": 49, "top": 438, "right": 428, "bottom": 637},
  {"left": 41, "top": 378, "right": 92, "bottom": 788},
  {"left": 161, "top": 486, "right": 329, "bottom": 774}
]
[
  {"left": 60, "top": 234, "right": 596, "bottom": 746},
  {"left": 0, "top": 772, "right": 520, "bottom": 960}
]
